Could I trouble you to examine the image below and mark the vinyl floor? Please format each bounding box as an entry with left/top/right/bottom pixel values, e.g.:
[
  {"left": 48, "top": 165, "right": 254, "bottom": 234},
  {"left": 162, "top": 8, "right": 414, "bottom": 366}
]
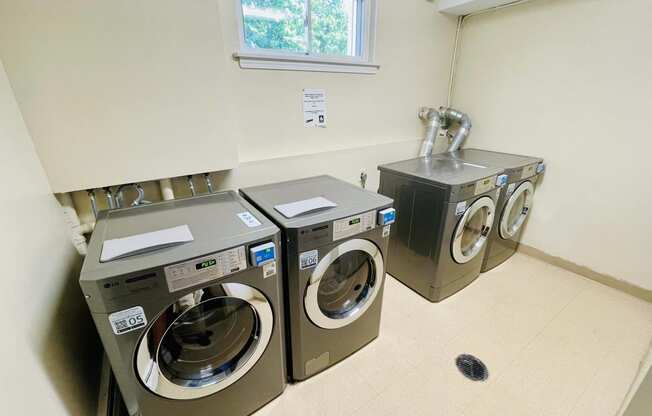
[{"left": 254, "top": 253, "right": 652, "bottom": 416}]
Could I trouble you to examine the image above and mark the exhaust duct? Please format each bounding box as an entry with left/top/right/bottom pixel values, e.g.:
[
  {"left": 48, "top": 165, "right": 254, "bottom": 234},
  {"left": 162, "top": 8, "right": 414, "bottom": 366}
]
[{"left": 418, "top": 106, "right": 472, "bottom": 157}]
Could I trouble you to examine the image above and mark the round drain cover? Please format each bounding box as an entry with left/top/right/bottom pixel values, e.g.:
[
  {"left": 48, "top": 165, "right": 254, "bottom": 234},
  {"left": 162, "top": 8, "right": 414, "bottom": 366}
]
[{"left": 455, "top": 354, "right": 489, "bottom": 381}]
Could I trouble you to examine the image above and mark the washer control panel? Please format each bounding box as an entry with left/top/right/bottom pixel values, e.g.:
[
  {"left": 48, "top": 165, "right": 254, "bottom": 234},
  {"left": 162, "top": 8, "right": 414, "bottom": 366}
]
[
  {"left": 521, "top": 163, "right": 538, "bottom": 179},
  {"left": 473, "top": 175, "right": 498, "bottom": 196},
  {"left": 333, "top": 210, "right": 376, "bottom": 241},
  {"left": 164, "top": 246, "right": 247, "bottom": 292}
]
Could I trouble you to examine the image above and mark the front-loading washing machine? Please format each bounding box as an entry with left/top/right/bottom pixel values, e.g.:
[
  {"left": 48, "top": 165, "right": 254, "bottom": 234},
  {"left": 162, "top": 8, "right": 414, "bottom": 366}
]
[
  {"left": 80, "top": 191, "right": 286, "bottom": 416},
  {"left": 240, "top": 176, "right": 395, "bottom": 381},
  {"left": 378, "top": 156, "right": 504, "bottom": 302},
  {"left": 438, "top": 149, "right": 544, "bottom": 272}
]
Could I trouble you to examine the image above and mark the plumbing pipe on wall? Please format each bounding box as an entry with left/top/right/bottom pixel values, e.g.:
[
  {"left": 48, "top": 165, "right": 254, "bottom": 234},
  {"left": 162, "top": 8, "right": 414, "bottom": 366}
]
[
  {"left": 203, "top": 173, "right": 214, "bottom": 193},
  {"left": 159, "top": 178, "right": 175, "bottom": 201},
  {"left": 186, "top": 175, "right": 197, "bottom": 196},
  {"left": 59, "top": 192, "right": 90, "bottom": 255}
]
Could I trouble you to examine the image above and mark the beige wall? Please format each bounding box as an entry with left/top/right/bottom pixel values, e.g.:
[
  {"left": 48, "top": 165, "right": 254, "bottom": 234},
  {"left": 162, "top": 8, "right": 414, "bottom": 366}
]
[
  {"left": 0, "top": 0, "right": 239, "bottom": 192},
  {"left": 0, "top": 60, "right": 101, "bottom": 414},
  {"left": 453, "top": 0, "right": 652, "bottom": 290},
  {"left": 51, "top": 0, "right": 457, "bottom": 221},
  {"left": 217, "top": 0, "right": 457, "bottom": 163},
  {"left": 0, "top": 0, "right": 457, "bottom": 193}
]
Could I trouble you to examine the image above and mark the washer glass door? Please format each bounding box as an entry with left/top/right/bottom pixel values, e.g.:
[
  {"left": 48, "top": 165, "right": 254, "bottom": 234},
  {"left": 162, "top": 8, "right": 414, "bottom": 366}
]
[
  {"left": 304, "top": 239, "right": 384, "bottom": 330},
  {"left": 500, "top": 181, "right": 535, "bottom": 240},
  {"left": 135, "top": 282, "right": 273, "bottom": 400},
  {"left": 452, "top": 196, "right": 495, "bottom": 264}
]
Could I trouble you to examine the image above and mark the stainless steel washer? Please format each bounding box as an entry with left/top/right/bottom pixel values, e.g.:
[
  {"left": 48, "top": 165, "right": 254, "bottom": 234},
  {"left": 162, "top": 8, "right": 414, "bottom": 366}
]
[
  {"left": 438, "top": 149, "right": 544, "bottom": 271},
  {"left": 80, "top": 192, "right": 286, "bottom": 416},
  {"left": 240, "top": 176, "right": 395, "bottom": 381},
  {"left": 378, "top": 156, "right": 504, "bottom": 302}
]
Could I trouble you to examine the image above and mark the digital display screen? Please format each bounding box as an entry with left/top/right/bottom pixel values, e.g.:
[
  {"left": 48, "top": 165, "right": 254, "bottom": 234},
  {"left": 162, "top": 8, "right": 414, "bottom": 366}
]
[
  {"left": 349, "top": 218, "right": 361, "bottom": 226},
  {"left": 196, "top": 259, "right": 217, "bottom": 270}
]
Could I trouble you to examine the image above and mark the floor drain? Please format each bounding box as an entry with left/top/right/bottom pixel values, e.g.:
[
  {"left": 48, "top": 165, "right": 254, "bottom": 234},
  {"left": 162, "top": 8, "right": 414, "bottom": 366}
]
[{"left": 455, "top": 354, "right": 489, "bottom": 381}]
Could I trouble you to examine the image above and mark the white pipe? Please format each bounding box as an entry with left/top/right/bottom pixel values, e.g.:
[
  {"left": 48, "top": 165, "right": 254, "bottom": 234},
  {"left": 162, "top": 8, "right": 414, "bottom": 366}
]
[
  {"left": 59, "top": 192, "right": 89, "bottom": 255},
  {"left": 159, "top": 178, "right": 175, "bottom": 201},
  {"left": 447, "top": 16, "right": 464, "bottom": 107}
]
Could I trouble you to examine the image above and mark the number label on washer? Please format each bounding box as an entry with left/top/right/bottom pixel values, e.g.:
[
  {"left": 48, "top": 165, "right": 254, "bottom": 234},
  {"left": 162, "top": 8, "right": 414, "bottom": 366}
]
[
  {"left": 507, "top": 183, "right": 516, "bottom": 195},
  {"left": 109, "top": 306, "right": 147, "bottom": 335},
  {"left": 299, "top": 250, "right": 319, "bottom": 270},
  {"left": 382, "top": 225, "right": 391, "bottom": 238}
]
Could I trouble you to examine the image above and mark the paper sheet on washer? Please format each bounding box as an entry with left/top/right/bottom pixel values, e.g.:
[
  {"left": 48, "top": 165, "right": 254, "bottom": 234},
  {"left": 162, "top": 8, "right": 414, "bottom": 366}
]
[
  {"left": 100, "top": 225, "right": 194, "bottom": 262},
  {"left": 274, "top": 197, "right": 337, "bottom": 218}
]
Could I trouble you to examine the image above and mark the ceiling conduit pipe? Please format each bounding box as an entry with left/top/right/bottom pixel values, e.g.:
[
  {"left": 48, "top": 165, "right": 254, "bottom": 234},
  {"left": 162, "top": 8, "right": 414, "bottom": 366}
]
[
  {"left": 418, "top": 107, "right": 443, "bottom": 158},
  {"left": 159, "top": 178, "right": 175, "bottom": 201}
]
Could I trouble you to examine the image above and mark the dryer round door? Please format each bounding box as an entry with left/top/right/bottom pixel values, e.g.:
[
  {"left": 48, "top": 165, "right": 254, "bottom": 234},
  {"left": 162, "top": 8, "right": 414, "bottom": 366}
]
[
  {"left": 304, "top": 239, "right": 384, "bottom": 330},
  {"left": 499, "top": 181, "right": 535, "bottom": 240},
  {"left": 135, "top": 282, "right": 273, "bottom": 400},
  {"left": 451, "top": 196, "right": 496, "bottom": 264}
]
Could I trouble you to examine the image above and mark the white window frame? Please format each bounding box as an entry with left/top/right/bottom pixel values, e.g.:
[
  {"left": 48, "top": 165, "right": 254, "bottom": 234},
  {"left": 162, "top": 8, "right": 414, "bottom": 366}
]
[{"left": 233, "top": 0, "right": 379, "bottom": 74}]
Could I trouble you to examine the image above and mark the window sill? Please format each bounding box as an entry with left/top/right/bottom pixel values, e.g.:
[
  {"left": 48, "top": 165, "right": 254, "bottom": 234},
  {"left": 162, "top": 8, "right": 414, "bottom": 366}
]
[{"left": 233, "top": 52, "right": 380, "bottom": 75}]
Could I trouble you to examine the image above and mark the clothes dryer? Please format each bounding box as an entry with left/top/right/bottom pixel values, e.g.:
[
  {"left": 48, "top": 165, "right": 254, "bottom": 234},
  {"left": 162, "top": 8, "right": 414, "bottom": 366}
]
[
  {"left": 439, "top": 149, "right": 544, "bottom": 271},
  {"left": 378, "top": 157, "right": 503, "bottom": 302}
]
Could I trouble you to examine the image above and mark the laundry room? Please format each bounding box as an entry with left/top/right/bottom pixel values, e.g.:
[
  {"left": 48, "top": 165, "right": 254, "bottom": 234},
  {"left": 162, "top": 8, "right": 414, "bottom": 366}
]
[{"left": 1, "top": 0, "right": 651, "bottom": 415}]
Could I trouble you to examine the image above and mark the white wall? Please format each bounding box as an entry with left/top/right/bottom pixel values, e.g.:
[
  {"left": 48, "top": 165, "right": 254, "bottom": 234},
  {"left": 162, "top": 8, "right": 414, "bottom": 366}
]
[
  {"left": 453, "top": 0, "right": 652, "bottom": 289},
  {"left": 0, "top": 0, "right": 457, "bottom": 193},
  {"left": 0, "top": 60, "right": 101, "bottom": 414}
]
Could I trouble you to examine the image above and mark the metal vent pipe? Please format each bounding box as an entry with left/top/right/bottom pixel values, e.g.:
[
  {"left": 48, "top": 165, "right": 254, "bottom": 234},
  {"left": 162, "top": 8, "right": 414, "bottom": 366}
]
[
  {"left": 418, "top": 107, "right": 443, "bottom": 158},
  {"left": 441, "top": 107, "right": 472, "bottom": 152},
  {"left": 418, "top": 106, "right": 472, "bottom": 157}
]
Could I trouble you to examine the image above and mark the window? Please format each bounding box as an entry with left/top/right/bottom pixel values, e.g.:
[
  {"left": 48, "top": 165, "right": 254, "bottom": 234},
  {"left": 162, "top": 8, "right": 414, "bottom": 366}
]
[{"left": 234, "top": 0, "right": 379, "bottom": 74}]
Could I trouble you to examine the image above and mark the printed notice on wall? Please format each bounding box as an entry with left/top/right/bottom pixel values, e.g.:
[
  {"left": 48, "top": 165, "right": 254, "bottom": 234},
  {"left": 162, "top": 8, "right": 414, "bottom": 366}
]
[{"left": 303, "top": 89, "right": 327, "bottom": 128}]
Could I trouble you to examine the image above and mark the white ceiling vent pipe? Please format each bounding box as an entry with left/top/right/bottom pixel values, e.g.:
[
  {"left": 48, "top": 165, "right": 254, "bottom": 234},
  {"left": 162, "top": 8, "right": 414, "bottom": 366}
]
[{"left": 438, "top": 0, "right": 532, "bottom": 16}]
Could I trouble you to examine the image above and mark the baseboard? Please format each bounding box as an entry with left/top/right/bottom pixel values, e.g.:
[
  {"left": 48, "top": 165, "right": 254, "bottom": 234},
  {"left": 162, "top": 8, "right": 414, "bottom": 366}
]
[{"left": 518, "top": 244, "right": 652, "bottom": 303}]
